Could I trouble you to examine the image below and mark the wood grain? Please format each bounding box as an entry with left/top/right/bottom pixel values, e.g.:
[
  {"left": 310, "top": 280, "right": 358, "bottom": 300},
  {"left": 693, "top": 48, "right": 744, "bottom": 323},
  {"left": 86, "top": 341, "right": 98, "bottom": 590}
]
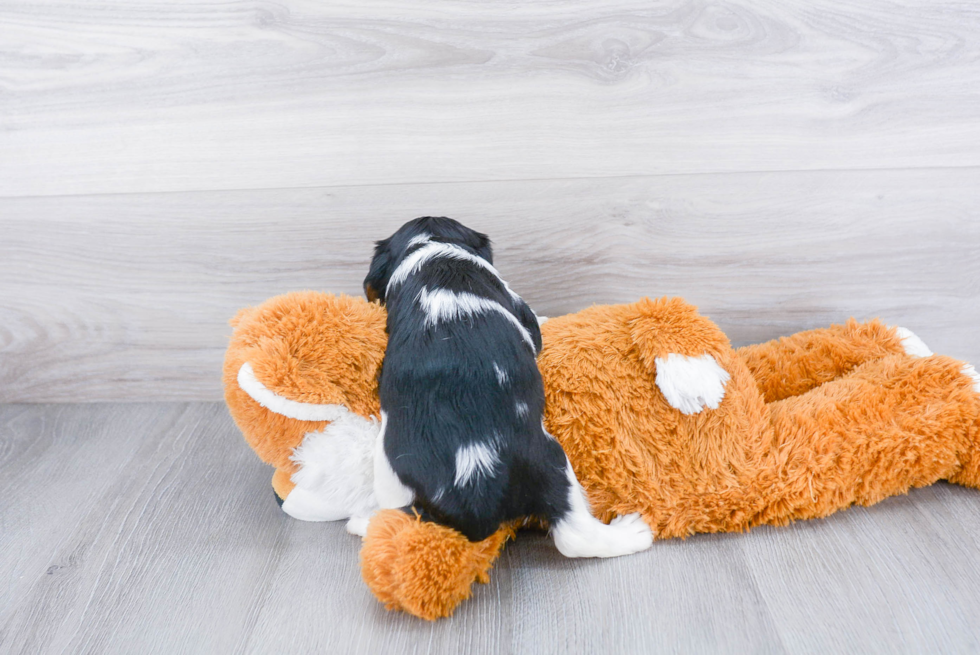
[
  {"left": 738, "top": 488, "right": 980, "bottom": 653},
  {"left": 2, "top": 168, "right": 977, "bottom": 402},
  {"left": 3, "top": 402, "right": 980, "bottom": 653},
  {"left": 3, "top": 0, "right": 980, "bottom": 196}
]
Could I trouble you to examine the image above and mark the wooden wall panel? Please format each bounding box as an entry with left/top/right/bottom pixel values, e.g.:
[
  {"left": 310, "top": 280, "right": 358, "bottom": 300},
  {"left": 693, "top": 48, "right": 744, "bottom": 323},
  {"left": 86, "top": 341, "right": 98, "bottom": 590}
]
[
  {"left": 3, "top": 0, "right": 980, "bottom": 196},
  {"left": 2, "top": 167, "right": 977, "bottom": 402}
]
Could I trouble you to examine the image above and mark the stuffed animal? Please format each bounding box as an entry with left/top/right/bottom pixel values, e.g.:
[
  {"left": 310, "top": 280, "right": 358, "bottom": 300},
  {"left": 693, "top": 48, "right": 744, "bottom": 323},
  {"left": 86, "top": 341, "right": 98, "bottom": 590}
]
[{"left": 224, "top": 291, "right": 980, "bottom": 620}]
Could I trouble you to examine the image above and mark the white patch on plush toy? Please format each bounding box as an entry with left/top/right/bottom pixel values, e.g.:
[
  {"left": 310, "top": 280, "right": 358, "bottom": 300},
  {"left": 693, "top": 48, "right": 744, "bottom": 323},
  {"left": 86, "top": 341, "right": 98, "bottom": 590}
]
[
  {"left": 962, "top": 364, "right": 980, "bottom": 394},
  {"left": 894, "top": 327, "right": 933, "bottom": 358},
  {"left": 536, "top": 315, "right": 549, "bottom": 326},
  {"left": 551, "top": 460, "right": 654, "bottom": 558},
  {"left": 282, "top": 410, "right": 379, "bottom": 525},
  {"left": 237, "top": 362, "right": 349, "bottom": 422},
  {"left": 373, "top": 412, "right": 416, "bottom": 509},
  {"left": 654, "top": 353, "right": 731, "bottom": 415}
]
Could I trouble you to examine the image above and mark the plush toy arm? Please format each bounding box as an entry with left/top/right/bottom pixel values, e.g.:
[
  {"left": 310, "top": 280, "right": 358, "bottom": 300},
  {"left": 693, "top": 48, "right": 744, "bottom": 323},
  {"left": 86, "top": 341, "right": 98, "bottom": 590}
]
[{"left": 629, "top": 297, "right": 733, "bottom": 414}]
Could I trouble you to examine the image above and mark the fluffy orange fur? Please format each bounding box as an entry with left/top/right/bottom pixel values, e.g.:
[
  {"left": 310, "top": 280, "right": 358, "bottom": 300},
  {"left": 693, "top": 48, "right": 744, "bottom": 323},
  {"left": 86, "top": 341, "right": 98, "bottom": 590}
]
[
  {"left": 360, "top": 511, "right": 517, "bottom": 621},
  {"left": 224, "top": 293, "right": 980, "bottom": 620}
]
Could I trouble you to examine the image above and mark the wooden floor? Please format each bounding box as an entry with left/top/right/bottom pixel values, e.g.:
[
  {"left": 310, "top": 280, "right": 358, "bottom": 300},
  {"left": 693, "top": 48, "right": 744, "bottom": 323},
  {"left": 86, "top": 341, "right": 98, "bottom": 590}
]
[{"left": 2, "top": 402, "right": 979, "bottom": 654}]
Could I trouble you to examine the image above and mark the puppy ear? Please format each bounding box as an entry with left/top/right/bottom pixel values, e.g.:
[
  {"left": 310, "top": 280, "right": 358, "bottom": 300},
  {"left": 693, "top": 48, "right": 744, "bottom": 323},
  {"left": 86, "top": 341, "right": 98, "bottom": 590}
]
[{"left": 364, "top": 237, "right": 394, "bottom": 303}]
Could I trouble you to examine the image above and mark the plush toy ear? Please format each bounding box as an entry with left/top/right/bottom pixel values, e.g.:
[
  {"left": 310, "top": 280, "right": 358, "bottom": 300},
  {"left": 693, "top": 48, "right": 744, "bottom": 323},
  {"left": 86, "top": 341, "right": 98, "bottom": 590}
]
[
  {"left": 364, "top": 237, "right": 394, "bottom": 303},
  {"left": 627, "top": 297, "right": 731, "bottom": 372}
]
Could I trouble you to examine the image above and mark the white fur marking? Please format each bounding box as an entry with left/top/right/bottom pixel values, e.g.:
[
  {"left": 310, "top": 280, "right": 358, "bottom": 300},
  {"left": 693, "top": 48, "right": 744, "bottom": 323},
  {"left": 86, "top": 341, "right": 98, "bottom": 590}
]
[
  {"left": 654, "top": 353, "right": 730, "bottom": 415},
  {"left": 515, "top": 402, "right": 530, "bottom": 418},
  {"left": 345, "top": 515, "right": 371, "bottom": 537},
  {"left": 237, "top": 362, "right": 349, "bottom": 422},
  {"left": 454, "top": 441, "right": 500, "bottom": 486},
  {"left": 386, "top": 241, "right": 523, "bottom": 303},
  {"left": 417, "top": 287, "right": 535, "bottom": 351},
  {"left": 551, "top": 460, "right": 653, "bottom": 558},
  {"left": 536, "top": 315, "right": 549, "bottom": 325},
  {"left": 373, "top": 412, "right": 415, "bottom": 509},
  {"left": 895, "top": 327, "right": 933, "bottom": 358},
  {"left": 406, "top": 233, "right": 431, "bottom": 248},
  {"left": 493, "top": 362, "right": 509, "bottom": 385},
  {"left": 962, "top": 364, "right": 980, "bottom": 394},
  {"left": 541, "top": 419, "right": 556, "bottom": 440},
  {"left": 280, "top": 410, "right": 379, "bottom": 523}
]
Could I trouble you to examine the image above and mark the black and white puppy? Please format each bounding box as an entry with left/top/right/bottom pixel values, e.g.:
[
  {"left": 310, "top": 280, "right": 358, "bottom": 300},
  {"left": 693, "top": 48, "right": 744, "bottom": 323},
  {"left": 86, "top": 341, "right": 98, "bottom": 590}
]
[{"left": 364, "top": 216, "right": 652, "bottom": 557}]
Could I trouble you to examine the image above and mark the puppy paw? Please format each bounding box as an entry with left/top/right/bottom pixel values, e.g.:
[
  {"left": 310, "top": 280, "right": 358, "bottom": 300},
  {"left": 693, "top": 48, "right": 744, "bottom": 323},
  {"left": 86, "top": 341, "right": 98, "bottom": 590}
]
[
  {"left": 894, "top": 327, "right": 933, "bottom": 358},
  {"left": 654, "top": 353, "right": 731, "bottom": 415},
  {"left": 553, "top": 511, "right": 653, "bottom": 558},
  {"left": 606, "top": 513, "right": 654, "bottom": 555},
  {"left": 962, "top": 364, "right": 980, "bottom": 394}
]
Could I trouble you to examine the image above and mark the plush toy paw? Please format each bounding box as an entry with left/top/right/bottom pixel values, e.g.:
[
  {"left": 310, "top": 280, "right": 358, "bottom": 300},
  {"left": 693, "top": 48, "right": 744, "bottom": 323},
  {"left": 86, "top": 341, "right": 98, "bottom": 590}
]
[
  {"left": 654, "top": 353, "right": 731, "bottom": 415},
  {"left": 360, "top": 510, "right": 515, "bottom": 620},
  {"left": 346, "top": 515, "right": 371, "bottom": 536},
  {"left": 894, "top": 327, "right": 933, "bottom": 358}
]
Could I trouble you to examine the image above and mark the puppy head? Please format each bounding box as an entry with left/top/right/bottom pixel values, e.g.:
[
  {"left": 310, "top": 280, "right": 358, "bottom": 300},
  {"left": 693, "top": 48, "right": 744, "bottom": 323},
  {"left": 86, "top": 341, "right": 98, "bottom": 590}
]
[{"left": 364, "top": 216, "right": 493, "bottom": 303}]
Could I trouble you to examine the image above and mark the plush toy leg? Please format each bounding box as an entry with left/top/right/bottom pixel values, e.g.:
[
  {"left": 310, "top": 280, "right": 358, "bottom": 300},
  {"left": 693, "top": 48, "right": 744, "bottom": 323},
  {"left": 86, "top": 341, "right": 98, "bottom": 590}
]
[
  {"left": 360, "top": 510, "right": 516, "bottom": 621},
  {"left": 736, "top": 319, "right": 909, "bottom": 402},
  {"left": 760, "top": 354, "right": 980, "bottom": 526},
  {"left": 948, "top": 364, "right": 980, "bottom": 488}
]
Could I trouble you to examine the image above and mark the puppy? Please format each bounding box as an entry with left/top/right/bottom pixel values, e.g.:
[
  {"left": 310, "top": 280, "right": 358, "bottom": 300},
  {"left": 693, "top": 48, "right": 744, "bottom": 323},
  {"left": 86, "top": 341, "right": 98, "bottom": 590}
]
[{"left": 364, "top": 216, "right": 652, "bottom": 557}]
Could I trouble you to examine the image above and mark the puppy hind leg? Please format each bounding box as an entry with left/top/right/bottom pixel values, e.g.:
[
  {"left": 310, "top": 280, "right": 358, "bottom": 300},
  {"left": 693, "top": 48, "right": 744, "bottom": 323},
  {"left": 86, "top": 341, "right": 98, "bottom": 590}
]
[
  {"left": 549, "top": 459, "right": 653, "bottom": 558},
  {"left": 372, "top": 412, "right": 415, "bottom": 510}
]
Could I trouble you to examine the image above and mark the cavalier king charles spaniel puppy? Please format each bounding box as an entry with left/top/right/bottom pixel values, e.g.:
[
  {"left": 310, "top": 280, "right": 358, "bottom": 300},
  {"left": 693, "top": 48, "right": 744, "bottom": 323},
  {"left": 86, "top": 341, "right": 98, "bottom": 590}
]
[{"left": 363, "top": 216, "right": 652, "bottom": 557}]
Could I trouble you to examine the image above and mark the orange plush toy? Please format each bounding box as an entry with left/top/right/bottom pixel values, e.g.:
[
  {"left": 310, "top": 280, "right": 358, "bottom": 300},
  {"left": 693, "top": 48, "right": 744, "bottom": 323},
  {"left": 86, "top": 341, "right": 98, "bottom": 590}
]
[{"left": 224, "top": 291, "right": 980, "bottom": 620}]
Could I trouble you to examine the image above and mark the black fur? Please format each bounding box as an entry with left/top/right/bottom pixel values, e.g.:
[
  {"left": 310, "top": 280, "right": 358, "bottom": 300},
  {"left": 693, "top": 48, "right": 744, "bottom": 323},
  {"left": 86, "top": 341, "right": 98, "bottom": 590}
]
[{"left": 366, "top": 217, "right": 571, "bottom": 541}]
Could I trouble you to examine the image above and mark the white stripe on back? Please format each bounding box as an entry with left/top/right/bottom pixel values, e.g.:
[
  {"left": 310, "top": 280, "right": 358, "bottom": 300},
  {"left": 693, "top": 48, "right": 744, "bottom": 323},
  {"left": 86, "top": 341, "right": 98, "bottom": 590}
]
[
  {"left": 417, "top": 287, "right": 535, "bottom": 351},
  {"left": 386, "top": 242, "right": 522, "bottom": 303}
]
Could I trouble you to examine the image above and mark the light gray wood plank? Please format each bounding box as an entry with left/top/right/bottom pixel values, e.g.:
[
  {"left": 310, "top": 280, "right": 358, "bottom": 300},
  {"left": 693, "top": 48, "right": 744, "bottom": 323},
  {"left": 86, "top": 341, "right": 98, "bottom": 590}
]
[
  {"left": 3, "top": 0, "right": 980, "bottom": 197},
  {"left": 2, "top": 168, "right": 977, "bottom": 402},
  {"left": 0, "top": 402, "right": 512, "bottom": 654},
  {"left": 0, "top": 403, "right": 289, "bottom": 653},
  {"left": 507, "top": 532, "right": 786, "bottom": 655},
  {"left": 737, "top": 485, "right": 980, "bottom": 654},
  {"left": 4, "top": 403, "right": 979, "bottom": 653}
]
